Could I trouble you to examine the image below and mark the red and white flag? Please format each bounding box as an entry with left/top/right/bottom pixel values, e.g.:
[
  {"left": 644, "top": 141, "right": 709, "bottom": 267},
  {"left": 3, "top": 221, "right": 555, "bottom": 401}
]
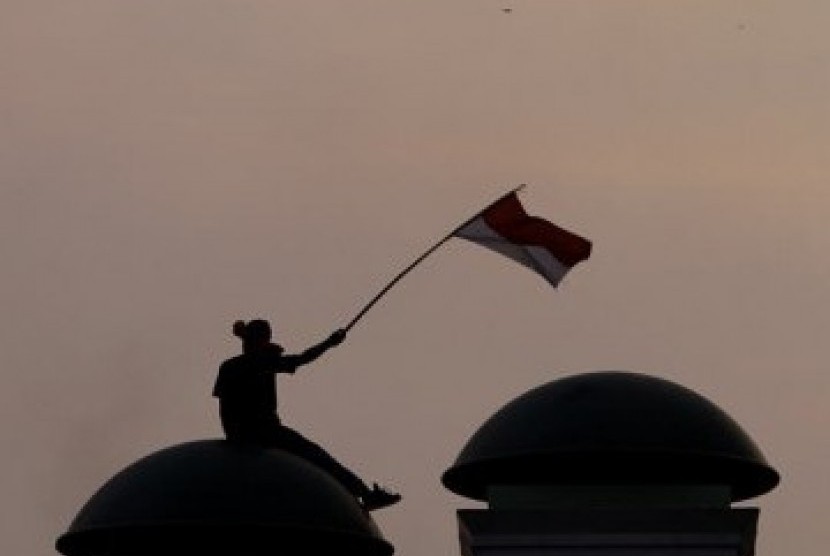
[
  {"left": 345, "top": 188, "right": 592, "bottom": 330},
  {"left": 454, "top": 192, "right": 592, "bottom": 287}
]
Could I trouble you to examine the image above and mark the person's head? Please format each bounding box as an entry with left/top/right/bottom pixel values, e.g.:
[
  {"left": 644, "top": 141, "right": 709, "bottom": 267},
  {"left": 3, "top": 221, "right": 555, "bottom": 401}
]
[{"left": 233, "top": 319, "right": 274, "bottom": 353}]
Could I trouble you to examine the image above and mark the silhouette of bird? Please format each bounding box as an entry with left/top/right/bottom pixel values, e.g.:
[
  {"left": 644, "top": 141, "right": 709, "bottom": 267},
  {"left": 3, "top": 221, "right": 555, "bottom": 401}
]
[{"left": 502, "top": 8, "right": 512, "bottom": 14}]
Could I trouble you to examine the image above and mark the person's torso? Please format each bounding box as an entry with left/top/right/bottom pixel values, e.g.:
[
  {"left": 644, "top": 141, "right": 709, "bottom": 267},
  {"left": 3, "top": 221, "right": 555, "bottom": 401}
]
[{"left": 214, "top": 354, "right": 278, "bottom": 416}]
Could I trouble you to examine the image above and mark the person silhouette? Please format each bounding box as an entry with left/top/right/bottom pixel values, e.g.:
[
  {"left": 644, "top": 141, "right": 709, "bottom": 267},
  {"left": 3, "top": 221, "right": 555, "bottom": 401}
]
[{"left": 213, "top": 319, "right": 400, "bottom": 511}]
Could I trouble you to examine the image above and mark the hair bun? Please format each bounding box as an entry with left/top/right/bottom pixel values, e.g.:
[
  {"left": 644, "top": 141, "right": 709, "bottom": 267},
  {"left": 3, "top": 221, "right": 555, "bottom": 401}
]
[{"left": 232, "top": 320, "right": 247, "bottom": 339}]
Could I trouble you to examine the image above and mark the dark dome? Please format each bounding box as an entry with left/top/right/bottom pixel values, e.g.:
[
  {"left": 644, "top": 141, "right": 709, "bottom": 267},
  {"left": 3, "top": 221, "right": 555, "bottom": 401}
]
[
  {"left": 56, "top": 440, "right": 393, "bottom": 556},
  {"left": 442, "top": 371, "right": 779, "bottom": 502}
]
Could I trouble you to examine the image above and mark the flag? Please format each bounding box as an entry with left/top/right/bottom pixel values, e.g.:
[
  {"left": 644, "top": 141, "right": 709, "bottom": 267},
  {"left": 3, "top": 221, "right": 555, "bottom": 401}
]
[{"left": 454, "top": 192, "right": 592, "bottom": 287}]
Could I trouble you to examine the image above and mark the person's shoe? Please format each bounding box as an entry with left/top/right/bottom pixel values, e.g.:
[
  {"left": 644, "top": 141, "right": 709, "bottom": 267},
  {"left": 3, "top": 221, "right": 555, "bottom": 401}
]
[{"left": 361, "top": 483, "right": 401, "bottom": 511}]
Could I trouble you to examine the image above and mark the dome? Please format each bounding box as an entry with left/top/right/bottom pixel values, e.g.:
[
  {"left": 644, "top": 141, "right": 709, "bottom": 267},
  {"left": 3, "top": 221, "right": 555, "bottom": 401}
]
[
  {"left": 442, "top": 371, "right": 779, "bottom": 502},
  {"left": 56, "top": 440, "right": 393, "bottom": 556}
]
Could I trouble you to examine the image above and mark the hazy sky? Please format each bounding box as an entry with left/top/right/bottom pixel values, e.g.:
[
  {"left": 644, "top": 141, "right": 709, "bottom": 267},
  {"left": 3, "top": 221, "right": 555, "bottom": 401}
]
[{"left": 2, "top": 1, "right": 828, "bottom": 555}]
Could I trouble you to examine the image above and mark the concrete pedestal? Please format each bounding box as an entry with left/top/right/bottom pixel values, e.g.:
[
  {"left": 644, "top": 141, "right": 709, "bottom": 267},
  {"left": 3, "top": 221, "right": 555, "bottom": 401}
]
[{"left": 458, "top": 508, "right": 759, "bottom": 556}]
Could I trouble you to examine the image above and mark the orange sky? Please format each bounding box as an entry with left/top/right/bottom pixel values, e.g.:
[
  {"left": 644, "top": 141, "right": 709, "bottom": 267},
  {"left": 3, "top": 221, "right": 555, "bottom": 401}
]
[{"left": 2, "top": 2, "right": 828, "bottom": 555}]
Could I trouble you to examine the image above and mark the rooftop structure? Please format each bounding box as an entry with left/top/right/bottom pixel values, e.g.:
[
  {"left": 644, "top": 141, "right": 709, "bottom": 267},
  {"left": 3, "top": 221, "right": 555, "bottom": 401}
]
[
  {"left": 56, "top": 440, "right": 393, "bottom": 556},
  {"left": 443, "top": 371, "right": 779, "bottom": 556}
]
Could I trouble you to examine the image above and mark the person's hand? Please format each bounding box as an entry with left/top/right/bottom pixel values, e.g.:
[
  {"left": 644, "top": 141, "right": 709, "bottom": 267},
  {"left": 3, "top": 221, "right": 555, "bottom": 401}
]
[{"left": 328, "top": 329, "right": 347, "bottom": 346}]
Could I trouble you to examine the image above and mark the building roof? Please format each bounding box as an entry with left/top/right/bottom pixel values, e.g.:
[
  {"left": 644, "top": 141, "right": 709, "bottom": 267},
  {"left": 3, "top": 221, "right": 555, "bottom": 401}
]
[
  {"left": 442, "top": 371, "right": 779, "bottom": 502},
  {"left": 56, "top": 440, "right": 393, "bottom": 556}
]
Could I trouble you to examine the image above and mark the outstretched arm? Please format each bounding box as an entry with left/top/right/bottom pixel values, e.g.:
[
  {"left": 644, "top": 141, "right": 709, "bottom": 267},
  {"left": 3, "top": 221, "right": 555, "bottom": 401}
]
[{"left": 282, "top": 329, "right": 346, "bottom": 369}]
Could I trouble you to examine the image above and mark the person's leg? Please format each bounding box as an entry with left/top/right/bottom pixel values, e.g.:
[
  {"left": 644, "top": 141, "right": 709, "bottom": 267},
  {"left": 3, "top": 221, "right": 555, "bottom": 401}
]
[
  {"left": 252, "top": 417, "right": 400, "bottom": 510},
  {"left": 271, "top": 425, "right": 370, "bottom": 497}
]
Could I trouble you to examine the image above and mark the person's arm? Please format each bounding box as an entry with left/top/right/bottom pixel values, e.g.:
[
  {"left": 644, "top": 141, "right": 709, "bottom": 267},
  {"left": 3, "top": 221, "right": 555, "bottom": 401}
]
[{"left": 280, "top": 329, "right": 346, "bottom": 370}]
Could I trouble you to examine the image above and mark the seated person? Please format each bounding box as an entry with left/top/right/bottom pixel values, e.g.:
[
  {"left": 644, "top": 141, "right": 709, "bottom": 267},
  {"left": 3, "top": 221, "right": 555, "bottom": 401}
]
[{"left": 213, "top": 319, "right": 400, "bottom": 511}]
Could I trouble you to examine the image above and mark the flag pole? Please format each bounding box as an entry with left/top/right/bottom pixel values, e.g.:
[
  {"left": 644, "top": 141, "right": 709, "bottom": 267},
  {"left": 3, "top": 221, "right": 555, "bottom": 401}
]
[{"left": 344, "top": 184, "right": 526, "bottom": 332}]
